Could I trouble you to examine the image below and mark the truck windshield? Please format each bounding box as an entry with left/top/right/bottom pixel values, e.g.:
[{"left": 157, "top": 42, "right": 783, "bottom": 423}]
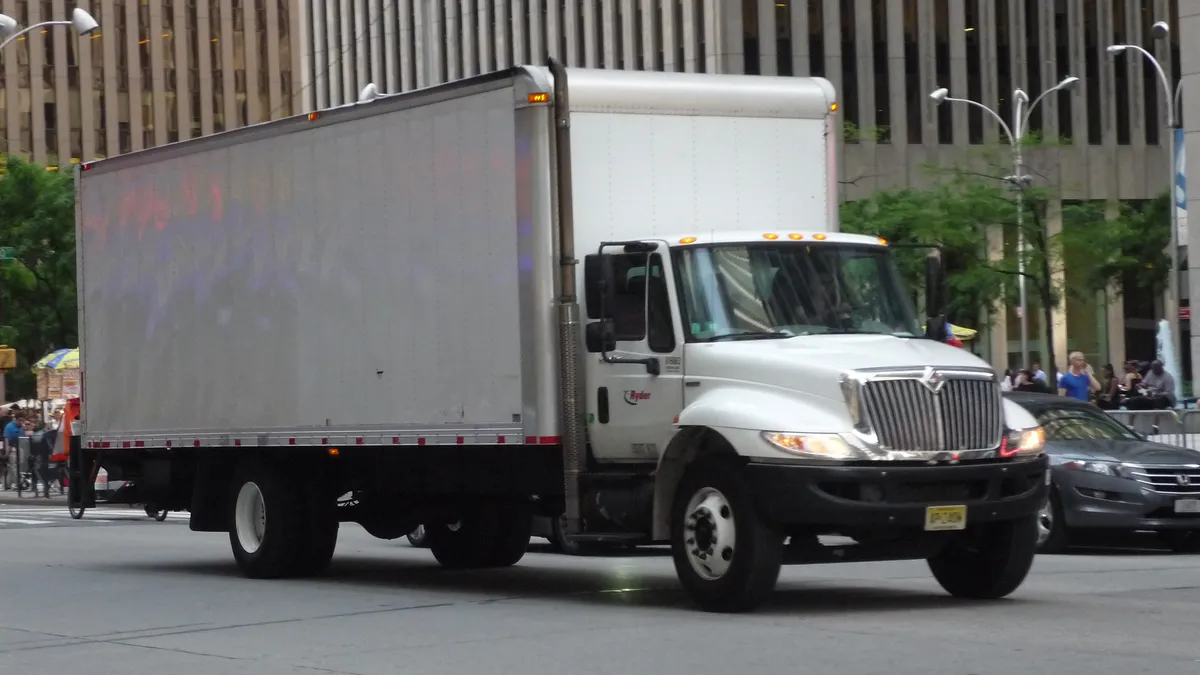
[{"left": 672, "top": 243, "right": 921, "bottom": 342}]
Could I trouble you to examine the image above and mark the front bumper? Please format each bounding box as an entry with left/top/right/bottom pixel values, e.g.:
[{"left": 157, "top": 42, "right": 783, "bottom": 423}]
[
  {"left": 745, "top": 455, "right": 1049, "bottom": 529},
  {"left": 1057, "top": 470, "right": 1200, "bottom": 532}
]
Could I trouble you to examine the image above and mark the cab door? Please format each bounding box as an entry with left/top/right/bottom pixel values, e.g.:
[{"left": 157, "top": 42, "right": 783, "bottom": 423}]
[{"left": 583, "top": 243, "right": 685, "bottom": 463}]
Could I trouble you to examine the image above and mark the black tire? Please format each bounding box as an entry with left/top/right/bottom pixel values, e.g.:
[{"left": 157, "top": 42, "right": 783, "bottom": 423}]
[
  {"left": 485, "top": 504, "right": 532, "bottom": 567},
  {"left": 294, "top": 513, "right": 339, "bottom": 577},
  {"left": 670, "top": 459, "right": 784, "bottom": 613},
  {"left": 1036, "top": 486, "right": 1069, "bottom": 554},
  {"left": 427, "top": 510, "right": 499, "bottom": 570},
  {"left": 1159, "top": 530, "right": 1200, "bottom": 553},
  {"left": 228, "top": 461, "right": 306, "bottom": 579},
  {"left": 928, "top": 514, "right": 1038, "bottom": 599},
  {"left": 407, "top": 524, "right": 430, "bottom": 548}
]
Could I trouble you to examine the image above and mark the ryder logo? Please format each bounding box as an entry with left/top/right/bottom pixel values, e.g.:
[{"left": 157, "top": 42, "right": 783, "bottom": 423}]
[{"left": 623, "top": 390, "right": 651, "bottom": 405}]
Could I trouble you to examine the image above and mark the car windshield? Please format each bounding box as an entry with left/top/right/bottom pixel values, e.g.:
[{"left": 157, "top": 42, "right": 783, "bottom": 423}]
[
  {"left": 1034, "top": 406, "right": 1141, "bottom": 442},
  {"left": 672, "top": 243, "right": 920, "bottom": 342}
]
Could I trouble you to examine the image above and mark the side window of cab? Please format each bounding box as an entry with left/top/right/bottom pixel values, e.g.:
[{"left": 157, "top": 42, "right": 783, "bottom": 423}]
[{"left": 608, "top": 253, "right": 675, "bottom": 352}]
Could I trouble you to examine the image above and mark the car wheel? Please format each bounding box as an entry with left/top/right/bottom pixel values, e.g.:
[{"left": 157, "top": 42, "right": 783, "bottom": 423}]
[
  {"left": 1036, "top": 486, "right": 1069, "bottom": 554},
  {"left": 928, "top": 514, "right": 1038, "bottom": 600},
  {"left": 406, "top": 524, "right": 430, "bottom": 548}
]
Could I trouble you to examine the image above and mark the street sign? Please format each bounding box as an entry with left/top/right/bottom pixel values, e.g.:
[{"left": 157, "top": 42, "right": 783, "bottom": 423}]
[{"left": 0, "top": 246, "right": 13, "bottom": 260}]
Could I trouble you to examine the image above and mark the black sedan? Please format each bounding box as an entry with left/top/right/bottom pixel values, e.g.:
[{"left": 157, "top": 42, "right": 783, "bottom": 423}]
[{"left": 1007, "top": 392, "right": 1200, "bottom": 553}]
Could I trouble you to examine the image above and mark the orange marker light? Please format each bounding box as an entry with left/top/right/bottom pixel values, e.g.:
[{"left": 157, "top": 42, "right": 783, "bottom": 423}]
[
  {"left": 763, "top": 233, "right": 780, "bottom": 240},
  {"left": 830, "top": 102, "right": 839, "bottom": 112},
  {"left": 813, "top": 233, "right": 827, "bottom": 241},
  {"left": 528, "top": 92, "right": 549, "bottom": 103},
  {"left": 308, "top": 112, "right": 320, "bottom": 121},
  {"left": 679, "top": 236, "right": 697, "bottom": 244},
  {"left": 877, "top": 237, "right": 888, "bottom": 246},
  {"left": 788, "top": 233, "right": 803, "bottom": 240},
  {"left": 328, "top": 448, "right": 340, "bottom": 456}
]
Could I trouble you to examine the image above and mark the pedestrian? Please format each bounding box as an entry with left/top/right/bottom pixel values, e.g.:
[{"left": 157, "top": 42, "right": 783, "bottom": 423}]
[
  {"left": 1058, "top": 351, "right": 1101, "bottom": 402},
  {"left": 1141, "top": 359, "right": 1176, "bottom": 407}
]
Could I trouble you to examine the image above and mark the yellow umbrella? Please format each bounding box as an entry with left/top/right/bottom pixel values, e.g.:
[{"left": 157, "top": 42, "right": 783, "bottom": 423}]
[
  {"left": 31, "top": 347, "right": 79, "bottom": 372},
  {"left": 921, "top": 324, "right": 978, "bottom": 341}
]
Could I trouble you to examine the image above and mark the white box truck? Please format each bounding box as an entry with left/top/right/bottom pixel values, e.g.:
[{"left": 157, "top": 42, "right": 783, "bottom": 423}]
[{"left": 70, "top": 64, "right": 1049, "bottom": 612}]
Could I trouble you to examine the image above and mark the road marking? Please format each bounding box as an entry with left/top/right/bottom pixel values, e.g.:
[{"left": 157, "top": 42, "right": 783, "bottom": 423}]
[{"left": 0, "top": 517, "right": 54, "bottom": 525}]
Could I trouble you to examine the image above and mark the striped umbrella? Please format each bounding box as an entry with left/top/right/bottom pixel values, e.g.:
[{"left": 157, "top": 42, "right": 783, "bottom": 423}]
[{"left": 32, "top": 347, "right": 79, "bottom": 371}]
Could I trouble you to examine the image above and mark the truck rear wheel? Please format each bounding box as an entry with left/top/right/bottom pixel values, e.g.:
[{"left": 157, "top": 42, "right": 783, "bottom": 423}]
[
  {"left": 293, "top": 500, "right": 339, "bottom": 577},
  {"left": 928, "top": 514, "right": 1038, "bottom": 599},
  {"left": 228, "top": 462, "right": 305, "bottom": 579},
  {"left": 670, "top": 459, "right": 783, "bottom": 613},
  {"left": 428, "top": 504, "right": 532, "bottom": 569}
]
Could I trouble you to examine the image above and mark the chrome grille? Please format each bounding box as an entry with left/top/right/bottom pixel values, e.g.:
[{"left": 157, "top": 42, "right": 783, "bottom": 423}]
[
  {"left": 859, "top": 376, "right": 1003, "bottom": 453},
  {"left": 1126, "top": 466, "right": 1200, "bottom": 495}
]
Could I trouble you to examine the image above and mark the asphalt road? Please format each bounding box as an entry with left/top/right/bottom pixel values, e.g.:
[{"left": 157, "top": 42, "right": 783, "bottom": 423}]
[{"left": 0, "top": 510, "right": 1197, "bottom": 675}]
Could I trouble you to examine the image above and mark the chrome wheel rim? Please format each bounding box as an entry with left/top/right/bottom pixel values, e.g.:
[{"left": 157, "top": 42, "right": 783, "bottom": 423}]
[
  {"left": 234, "top": 481, "right": 267, "bottom": 554},
  {"left": 684, "top": 487, "right": 737, "bottom": 580},
  {"left": 411, "top": 524, "right": 426, "bottom": 542},
  {"left": 1036, "top": 498, "right": 1054, "bottom": 546}
]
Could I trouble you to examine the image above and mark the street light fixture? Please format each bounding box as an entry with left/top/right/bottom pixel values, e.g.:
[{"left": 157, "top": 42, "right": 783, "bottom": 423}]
[
  {"left": 1108, "top": 21, "right": 1183, "bottom": 404},
  {"left": 357, "top": 82, "right": 380, "bottom": 104},
  {"left": 0, "top": 7, "right": 99, "bottom": 51},
  {"left": 929, "top": 75, "right": 1080, "bottom": 372}
]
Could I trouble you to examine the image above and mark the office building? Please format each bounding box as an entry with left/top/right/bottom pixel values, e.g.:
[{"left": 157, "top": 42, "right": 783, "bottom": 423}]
[{"left": 0, "top": 0, "right": 300, "bottom": 167}]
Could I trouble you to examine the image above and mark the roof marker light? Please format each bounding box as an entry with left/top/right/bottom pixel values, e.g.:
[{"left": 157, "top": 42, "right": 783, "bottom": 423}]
[
  {"left": 763, "top": 233, "right": 779, "bottom": 240},
  {"left": 878, "top": 237, "right": 888, "bottom": 245},
  {"left": 788, "top": 233, "right": 803, "bottom": 240},
  {"left": 830, "top": 102, "right": 839, "bottom": 112},
  {"left": 528, "top": 92, "right": 549, "bottom": 103},
  {"left": 813, "top": 233, "right": 827, "bottom": 241},
  {"left": 679, "top": 236, "right": 697, "bottom": 244}
]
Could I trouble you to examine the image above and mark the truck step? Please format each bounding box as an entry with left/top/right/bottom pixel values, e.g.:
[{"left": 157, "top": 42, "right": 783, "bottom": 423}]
[{"left": 567, "top": 532, "right": 648, "bottom": 544}]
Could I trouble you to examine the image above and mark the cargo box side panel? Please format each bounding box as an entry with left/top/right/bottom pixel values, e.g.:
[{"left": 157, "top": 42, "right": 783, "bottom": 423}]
[{"left": 78, "top": 87, "right": 523, "bottom": 438}]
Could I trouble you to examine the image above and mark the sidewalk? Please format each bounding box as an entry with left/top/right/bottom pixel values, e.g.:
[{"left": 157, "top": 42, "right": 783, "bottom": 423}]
[{"left": 0, "top": 490, "right": 68, "bottom": 506}]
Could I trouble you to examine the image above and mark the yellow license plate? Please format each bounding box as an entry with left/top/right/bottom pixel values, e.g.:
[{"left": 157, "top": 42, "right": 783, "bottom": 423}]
[{"left": 924, "top": 505, "right": 967, "bottom": 531}]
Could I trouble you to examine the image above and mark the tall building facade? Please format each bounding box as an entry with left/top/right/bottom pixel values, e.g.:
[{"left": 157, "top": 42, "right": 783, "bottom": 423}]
[
  {"left": 298, "top": 0, "right": 1186, "bottom": 376},
  {"left": 0, "top": 0, "right": 301, "bottom": 169}
]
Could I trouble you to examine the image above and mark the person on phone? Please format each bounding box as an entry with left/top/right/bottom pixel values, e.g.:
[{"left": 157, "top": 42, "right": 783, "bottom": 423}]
[{"left": 1058, "top": 351, "right": 1101, "bottom": 402}]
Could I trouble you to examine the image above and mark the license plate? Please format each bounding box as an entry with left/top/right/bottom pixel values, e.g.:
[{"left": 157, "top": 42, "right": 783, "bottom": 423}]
[
  {"left": 924, "top": 505, "right": 967, "bottom": 531},
  {"left": 1175, "top": 499, "right": 1200, "bottom": 514}
]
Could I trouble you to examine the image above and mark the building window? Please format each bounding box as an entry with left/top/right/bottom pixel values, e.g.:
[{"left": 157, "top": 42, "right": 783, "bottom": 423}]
[
  {"left": 1023, "top": 0, "right": 1043, "bottom": 138},
  {"left": 1084, "top": 4, "right": 1101, "bottom": 144},
  {"left": 1055, "top": 2, "right": 1073, "bottom": 143},
  {"left": 995, "top": 0, "right": 1012, "bottom": 131},
  {"left": 1111, "top": 0, "right": 1130, "bottom": 145},
  {"left": 808, "top": 1, "right": 825, "bottom": 76},
  {"left": 902, "top": 0, "right": 919, "bottom": 143},
  {"left": 872, "top": 0, "right": 889, "bottom": 142},
  {"left": 934, "top": 0, "right": 951, "bottom": 144},
  {"left": 841, "top": 0, "right": 859, "bottom": 140}
]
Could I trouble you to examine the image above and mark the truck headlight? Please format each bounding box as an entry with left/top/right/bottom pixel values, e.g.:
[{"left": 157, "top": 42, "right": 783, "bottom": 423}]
[
  {"left": 1000, "top": 426, "right": 1045, "bottom": 457},
  {"left": 761, "top": 432, "right": 864, "bottom": 461}
]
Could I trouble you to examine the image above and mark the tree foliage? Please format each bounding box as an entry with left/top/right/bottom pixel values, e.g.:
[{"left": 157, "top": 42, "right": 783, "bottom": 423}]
[
  {"left": 0, "top": 156, "right": 77, "bottom": 400},
  {"left": 840, "top": 159, "right": 1170, "bottom": 376}
]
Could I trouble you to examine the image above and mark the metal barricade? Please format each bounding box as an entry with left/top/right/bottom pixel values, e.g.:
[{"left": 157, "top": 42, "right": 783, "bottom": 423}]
[{"left": 1107, "top": 409, "right": 1200, "bottom": 450}]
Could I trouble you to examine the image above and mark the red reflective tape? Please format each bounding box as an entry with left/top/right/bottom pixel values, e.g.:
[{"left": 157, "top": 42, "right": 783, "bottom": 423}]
[
  {"left": 355, "top": 437, "right": 364, "bottom": 445},
  {"left": 135, "top": 440, "right": 145, "bottom": 447},
  {"left": 288, "top": 438, "right": 296, "bottom": 445},
  {"left": 456, "top": 436, "right": 464, "bottom": 444},
  {"left": 234, "top": 439, "right": 242, "bottom": 446},
  {"left": 193, "top": 439, "right": 200, "bottom": 447},
  {"left": 392, "top": 436, "right": 400, "bottom": 444},
  {"left": 321, "top": 437, "right": 328, "bottom": 445},
  {"left": 525, "top": 436, "right": 536, "bottom": 444},
  {"left": 497, "top": 435, "right": 506, "bottom": 444},
  {"left": 122, "top": 441, "right": 131, "bottom": 448},
  {"left": 101, "top": 442, "right": 111, "bottom": 448},
  {"left": 417, "top": 437, "right": 426, "bottom": 446},
  {"left": 538, "top": 436, "right": 561, "bottom": 444}
]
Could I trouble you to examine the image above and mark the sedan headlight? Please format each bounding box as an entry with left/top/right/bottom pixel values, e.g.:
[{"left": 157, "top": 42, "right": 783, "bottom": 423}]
[
  {"left": 1061, "top": 459, "right": 1125, "bottom": 477},
  {"left": 1000, "top": 426, "right": 1045, "bottom": 457},
  {"left": 761, "top": 432, "right": 865, "bottom": 461}
]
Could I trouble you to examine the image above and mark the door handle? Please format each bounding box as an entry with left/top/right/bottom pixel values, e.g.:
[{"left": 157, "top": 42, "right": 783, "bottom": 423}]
[{"left": 597, "top": 387, "right": 610, "bottom": 424}]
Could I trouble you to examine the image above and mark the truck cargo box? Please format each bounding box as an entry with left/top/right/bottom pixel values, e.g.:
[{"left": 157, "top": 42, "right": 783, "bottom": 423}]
[{"left": 77, "top": 73, "right": 536, "bottom": 445}]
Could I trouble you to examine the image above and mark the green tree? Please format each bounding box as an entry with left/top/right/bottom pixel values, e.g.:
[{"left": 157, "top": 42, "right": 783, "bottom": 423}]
[
  {"left": 0, "top": 156, "right": 77, "bottom": 400},
  {"left": 840, "top": 161, "right": 1167, "bottom": 380}
]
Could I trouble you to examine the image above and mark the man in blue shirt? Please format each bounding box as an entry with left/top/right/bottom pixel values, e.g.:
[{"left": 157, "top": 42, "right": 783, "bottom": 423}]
[
  {"left": 3, "top": 410, "right": 24, "bottom": 448},
  {"left": 1058, "top": 351, "right": 1101, "bottom": 402}
]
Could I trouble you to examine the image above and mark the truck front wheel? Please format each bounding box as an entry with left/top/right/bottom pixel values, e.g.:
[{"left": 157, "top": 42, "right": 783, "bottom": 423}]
[
  {"left": 228, "top": 462, "right": 306, "bottom": 579},
  {"left": 928, "top": 514, "right": 1038, "bottom": 599},
  {"left": 670, "top": 459, "right": 783, "bottom": 613}
]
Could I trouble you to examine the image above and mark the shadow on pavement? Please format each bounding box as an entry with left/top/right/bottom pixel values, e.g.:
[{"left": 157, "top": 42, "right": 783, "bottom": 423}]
[{"left": 99, "top": 551, "right": 1030, "bottom": 616}]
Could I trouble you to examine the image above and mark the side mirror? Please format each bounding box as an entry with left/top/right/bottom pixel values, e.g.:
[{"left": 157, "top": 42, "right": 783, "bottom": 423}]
[
  {"left": 584, "top": 254, "right": 616, "bottom": 320},
  {"left": 585, "top": 320, "right": 616, "bottom": 353},
  {"left": 923, "top": 249, "right": 947, "bottom": 341}
]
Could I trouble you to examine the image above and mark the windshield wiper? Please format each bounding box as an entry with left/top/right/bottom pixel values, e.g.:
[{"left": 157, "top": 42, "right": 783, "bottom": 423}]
[{"left": 705, "top": 331, "right": 794, "bottom": 342}]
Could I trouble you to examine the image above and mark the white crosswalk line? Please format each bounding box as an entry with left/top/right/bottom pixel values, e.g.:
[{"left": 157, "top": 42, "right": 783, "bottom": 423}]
[{"left": 0, "top": 517, "right": 55, "bottom": 525}]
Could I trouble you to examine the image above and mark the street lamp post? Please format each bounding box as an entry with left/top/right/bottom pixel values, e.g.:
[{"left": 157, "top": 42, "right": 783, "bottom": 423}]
[
  {"left": 0, "top": 7, "right": 98, "bottom": 405},
  {"left": 1108, "top": 21, "right": 1184, "bottom": 404},
  {"left": 929, "top": 76, "right": 1080, "bottom": 371}
]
